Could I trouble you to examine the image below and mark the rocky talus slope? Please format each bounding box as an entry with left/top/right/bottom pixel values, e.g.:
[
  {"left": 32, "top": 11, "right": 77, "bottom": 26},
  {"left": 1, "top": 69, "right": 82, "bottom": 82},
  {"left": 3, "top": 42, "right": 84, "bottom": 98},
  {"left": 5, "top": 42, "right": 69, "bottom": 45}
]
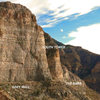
[{"left": 0, "top": 1, "right": 100, "bottom": 100}]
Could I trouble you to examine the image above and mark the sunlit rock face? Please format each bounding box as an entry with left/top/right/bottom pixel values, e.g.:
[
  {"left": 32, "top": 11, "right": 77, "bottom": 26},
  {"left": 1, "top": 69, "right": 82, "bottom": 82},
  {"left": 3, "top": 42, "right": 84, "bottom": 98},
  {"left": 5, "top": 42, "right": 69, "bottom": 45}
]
[
  {"left": 0, "top": 1, "right": 51, "bottom": 82},
  {"left": 0, "top": 1, "right": 66, "bottom": 82},
  {"left": 44, "top": 33, "right": 64, "bottom": 80}
]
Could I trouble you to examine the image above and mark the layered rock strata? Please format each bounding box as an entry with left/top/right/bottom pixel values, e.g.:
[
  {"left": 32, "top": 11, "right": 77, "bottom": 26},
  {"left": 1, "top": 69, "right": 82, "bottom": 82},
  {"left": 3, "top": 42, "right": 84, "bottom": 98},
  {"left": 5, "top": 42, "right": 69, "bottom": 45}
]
[{"left": 0, "top": 1, "right": 51, "bottom": 82}]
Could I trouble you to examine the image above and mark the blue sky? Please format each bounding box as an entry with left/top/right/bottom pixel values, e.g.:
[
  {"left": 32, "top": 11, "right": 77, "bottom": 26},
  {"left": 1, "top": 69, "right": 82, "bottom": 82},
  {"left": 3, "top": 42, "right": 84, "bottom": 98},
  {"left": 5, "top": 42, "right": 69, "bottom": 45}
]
[
  {"left": 43, "top": 7, "right": 100, "bottom": 43},
  {"left": 0, "top": 0, "right": 100, "bottom": 54}
]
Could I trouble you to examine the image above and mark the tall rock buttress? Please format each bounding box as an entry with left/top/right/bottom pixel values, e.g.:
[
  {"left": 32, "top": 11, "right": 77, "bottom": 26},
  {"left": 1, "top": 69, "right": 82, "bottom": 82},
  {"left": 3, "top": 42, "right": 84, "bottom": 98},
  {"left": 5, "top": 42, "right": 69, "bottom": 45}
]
[
  {"left": 44, "top": 33, "right": 65, "bottom": 80},
  {"left": 0, "top": 2, "right": 51, "bottom": 82}
]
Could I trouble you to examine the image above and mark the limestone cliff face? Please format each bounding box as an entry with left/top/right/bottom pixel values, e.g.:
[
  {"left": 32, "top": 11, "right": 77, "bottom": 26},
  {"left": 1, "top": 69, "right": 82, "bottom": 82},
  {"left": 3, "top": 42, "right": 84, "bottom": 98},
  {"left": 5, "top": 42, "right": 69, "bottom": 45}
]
[
  {"left": 0, "top": 1, "right": 66, "bottom": 82},
  {"left": 0, "top": 2, "right": 51, "bottom": 82}
]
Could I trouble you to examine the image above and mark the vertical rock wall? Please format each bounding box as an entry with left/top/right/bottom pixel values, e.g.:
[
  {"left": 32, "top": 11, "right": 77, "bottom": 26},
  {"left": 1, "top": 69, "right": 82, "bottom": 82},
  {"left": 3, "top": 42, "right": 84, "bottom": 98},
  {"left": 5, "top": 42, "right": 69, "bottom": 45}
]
[{"left": 0, "top": 2, "right": 51, "bottom": 82}]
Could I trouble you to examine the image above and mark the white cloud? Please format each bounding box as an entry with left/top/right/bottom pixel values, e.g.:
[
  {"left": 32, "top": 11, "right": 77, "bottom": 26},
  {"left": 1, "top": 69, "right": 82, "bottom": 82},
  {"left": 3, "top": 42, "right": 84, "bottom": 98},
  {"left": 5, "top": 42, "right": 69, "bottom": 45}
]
[
  {"left": 41, "top": 24, "right": 54, "bottom": 28},
  {"left": 66, "top": 24, "right": 100, "bottom": 54},
  {"left": 61, "top": 29, "right": 63, "bottom": 32},
  {"left": 1, "top": 0, "right": 100, "bottom": 27}
]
